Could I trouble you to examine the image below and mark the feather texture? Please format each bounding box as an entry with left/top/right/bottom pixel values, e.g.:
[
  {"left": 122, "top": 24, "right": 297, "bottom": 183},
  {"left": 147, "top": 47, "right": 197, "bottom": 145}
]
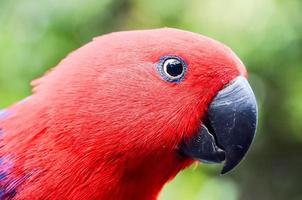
[{"left": 0, "top": 28, "right": 246, "bottom": 200}]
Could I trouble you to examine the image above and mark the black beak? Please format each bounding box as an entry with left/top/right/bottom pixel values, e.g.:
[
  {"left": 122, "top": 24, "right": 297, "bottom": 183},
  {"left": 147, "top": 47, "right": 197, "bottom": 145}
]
[{"left": 180, "top": 77, "right": 258, "bottom": 174}]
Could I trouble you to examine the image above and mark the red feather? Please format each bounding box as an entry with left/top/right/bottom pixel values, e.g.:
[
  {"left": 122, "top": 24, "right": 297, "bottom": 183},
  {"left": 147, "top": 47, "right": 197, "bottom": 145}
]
[{"left": 0, "top": 28, "right": 246, "bottom": 200}]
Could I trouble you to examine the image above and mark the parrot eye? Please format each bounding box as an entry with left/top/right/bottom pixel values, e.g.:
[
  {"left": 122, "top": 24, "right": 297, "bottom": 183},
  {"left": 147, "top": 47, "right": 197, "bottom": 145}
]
[{"left": 157, "top": 56, "right": 187, "bottom": 82}]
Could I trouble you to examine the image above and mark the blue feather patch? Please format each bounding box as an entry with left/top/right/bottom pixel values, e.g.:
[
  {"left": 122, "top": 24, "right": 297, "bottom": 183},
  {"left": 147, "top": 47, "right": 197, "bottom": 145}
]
[
  {"left": 0, "top": 99, "right": 33, "bottom": 199},
  {"left": 0, "top": 156, "right": 32, "bottom": 200},
  {"left": 0, "top": 140, "right": 33, "bottom": 200},
  {"left": 0, "top": 156, "right": 15, "bottom": 200},
  {"left": 0, "top": 110, "right": 9, "bottom": 120}
]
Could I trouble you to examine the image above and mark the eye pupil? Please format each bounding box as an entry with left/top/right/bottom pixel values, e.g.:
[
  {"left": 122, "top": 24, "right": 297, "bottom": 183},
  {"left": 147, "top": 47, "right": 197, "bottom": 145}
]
[{"left": 165, "top": 59, "right": 183, "bottom": 77}]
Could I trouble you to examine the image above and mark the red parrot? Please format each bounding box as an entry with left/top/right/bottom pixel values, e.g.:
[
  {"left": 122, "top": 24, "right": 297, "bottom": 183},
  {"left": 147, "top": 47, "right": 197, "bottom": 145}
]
[{"left": 0, "top": 28, "right": 257, "bottom": 200}]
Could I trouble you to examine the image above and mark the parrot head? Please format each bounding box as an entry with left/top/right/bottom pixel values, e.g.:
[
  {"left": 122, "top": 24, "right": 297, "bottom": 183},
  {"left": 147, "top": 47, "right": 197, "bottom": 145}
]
[{"left": 1, "top": 28, "right": 257, "bottom": 199}]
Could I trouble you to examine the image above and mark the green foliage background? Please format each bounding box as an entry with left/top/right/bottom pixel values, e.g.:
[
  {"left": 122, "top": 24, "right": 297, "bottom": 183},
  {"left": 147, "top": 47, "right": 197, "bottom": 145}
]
[{"left": 1, "top": 0, "right": 301, "bottom": 199}]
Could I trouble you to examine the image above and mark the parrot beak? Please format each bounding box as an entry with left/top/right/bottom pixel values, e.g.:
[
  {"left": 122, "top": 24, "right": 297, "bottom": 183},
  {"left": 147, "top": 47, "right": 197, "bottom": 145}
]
[{"left": 181, "top": 76, "right": 258, "bottom": 174}]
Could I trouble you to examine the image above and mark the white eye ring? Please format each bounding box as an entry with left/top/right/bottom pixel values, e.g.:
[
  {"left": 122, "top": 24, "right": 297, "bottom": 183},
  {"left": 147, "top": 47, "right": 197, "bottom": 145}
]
[{"left": 156, "top": 56, "right": 187, "bottom": 83}]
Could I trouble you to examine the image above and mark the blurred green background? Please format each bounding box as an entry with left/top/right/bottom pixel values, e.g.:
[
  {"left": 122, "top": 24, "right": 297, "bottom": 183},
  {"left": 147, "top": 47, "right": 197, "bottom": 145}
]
[{"left": 0, "top": 0, "right": 301, "bottom": 199}]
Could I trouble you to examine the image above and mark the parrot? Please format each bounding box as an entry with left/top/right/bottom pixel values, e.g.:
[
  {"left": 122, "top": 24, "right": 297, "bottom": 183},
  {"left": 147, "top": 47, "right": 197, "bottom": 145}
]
[{"left": 0, "top": 28, "right": 257, "bottom": 200}]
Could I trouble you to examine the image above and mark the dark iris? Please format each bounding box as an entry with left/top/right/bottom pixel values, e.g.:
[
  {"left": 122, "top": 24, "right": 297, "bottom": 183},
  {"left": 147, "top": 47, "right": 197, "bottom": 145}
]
[{"left": 165, "top": 59, "right": 184, "bottom": 77}]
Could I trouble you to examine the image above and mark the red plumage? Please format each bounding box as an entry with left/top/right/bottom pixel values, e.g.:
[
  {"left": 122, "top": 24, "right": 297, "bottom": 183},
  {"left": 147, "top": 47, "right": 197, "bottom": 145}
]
[{"left": 0, "top": 28, "right": 246, "bottom": 199}]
